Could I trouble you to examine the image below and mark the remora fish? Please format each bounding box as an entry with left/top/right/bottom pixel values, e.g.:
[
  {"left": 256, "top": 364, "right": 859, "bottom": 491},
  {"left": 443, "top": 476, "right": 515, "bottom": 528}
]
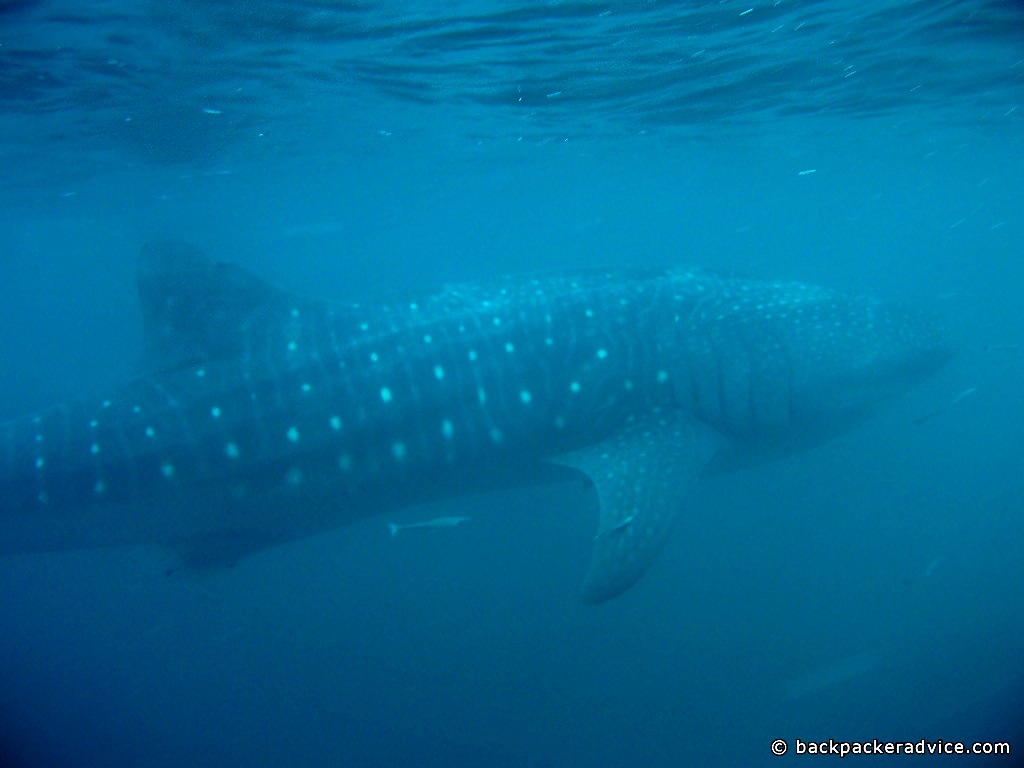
[
  {"left": 0, "top": 242, "right": 954, "bottom": 602},
  {"left": 388, "top": 516, "right": 471, "bottom": 538}
]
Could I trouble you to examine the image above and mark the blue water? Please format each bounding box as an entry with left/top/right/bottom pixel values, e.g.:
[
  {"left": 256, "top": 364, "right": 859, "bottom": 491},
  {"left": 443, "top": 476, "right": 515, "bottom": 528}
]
[{"left": 1, "top": 1, "right": 1022, "bottom": 766}]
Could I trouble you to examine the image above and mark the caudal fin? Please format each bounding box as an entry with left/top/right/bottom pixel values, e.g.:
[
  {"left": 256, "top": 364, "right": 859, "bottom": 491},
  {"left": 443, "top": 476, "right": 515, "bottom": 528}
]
[{"left": 388, "top": 522, "right": 400, "bottom": 538}]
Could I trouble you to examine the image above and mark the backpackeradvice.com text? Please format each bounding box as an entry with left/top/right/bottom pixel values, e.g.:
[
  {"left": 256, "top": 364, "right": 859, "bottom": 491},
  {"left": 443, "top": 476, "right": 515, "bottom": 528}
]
[{"left": 772, "top": 738, "right": 1010, "bottom": 758}]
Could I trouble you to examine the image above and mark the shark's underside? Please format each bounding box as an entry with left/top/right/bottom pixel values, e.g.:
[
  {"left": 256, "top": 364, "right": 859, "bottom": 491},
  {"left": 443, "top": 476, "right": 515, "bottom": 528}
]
[{"left": 0, "top": 242, "right": 953, "bottom": 601}]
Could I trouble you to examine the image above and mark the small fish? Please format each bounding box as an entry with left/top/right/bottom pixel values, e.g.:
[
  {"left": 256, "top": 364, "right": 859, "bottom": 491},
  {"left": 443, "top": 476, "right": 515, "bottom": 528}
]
[
  {"left": 593, "top": 514, "right": 635, "bottom": 542},
  {"left": 913, "top": 387, "right": 977, "bottom": 425},
  {"left": 388, "top": 516, "right": 471, "bottom": 538},
  {"left": 902, "top": 555, "right": 946, "bottom": 587},
  {"left": 781, "top": 652, "right": 877, "bottom": 701},
  {"left": 982, "top": 343, "right": 1018, "bottom": 353},
  {"left": 922, "top": 555, "right": 945, "bottom": 579}
]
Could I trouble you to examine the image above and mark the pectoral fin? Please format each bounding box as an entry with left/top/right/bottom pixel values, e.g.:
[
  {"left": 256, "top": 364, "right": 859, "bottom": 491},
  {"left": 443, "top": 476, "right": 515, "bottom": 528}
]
[{"left": 552, "top": 411, "right": 722, "bottom": 603}]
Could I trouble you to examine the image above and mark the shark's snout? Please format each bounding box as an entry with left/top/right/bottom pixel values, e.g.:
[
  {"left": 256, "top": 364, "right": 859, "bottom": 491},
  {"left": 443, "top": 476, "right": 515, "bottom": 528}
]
[
  {"left": 765, "top": 295, "right": 956, "bottom": 438},
  {"left": 875, "top": 303, "right": 957, "bottom": 388}
]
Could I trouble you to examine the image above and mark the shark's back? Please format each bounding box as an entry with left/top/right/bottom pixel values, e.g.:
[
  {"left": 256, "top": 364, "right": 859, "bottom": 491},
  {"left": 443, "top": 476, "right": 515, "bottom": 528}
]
[{"left": 0, "top": 248, "right": 676, "bottom": 550}]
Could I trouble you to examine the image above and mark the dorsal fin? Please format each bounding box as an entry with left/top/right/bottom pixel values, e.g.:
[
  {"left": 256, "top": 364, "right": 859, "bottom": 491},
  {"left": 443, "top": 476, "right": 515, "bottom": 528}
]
[{"left": 137, "top": 240, "right": 294, "bottom": 372}]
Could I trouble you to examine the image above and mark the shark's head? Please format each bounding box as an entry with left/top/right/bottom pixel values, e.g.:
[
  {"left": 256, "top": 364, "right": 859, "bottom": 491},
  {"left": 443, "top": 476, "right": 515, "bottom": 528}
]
[
  {"left": 670, "top": 272, "right": 957, "bottom": 450},
  {"left": 784, "top": 294, "right": 956, "bottom": 435}
]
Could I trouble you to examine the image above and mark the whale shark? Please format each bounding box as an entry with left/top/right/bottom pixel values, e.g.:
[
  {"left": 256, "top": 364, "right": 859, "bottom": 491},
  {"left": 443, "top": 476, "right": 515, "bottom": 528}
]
[{"left": 0, "top": 241, "right": 953, "bottom": 601}]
